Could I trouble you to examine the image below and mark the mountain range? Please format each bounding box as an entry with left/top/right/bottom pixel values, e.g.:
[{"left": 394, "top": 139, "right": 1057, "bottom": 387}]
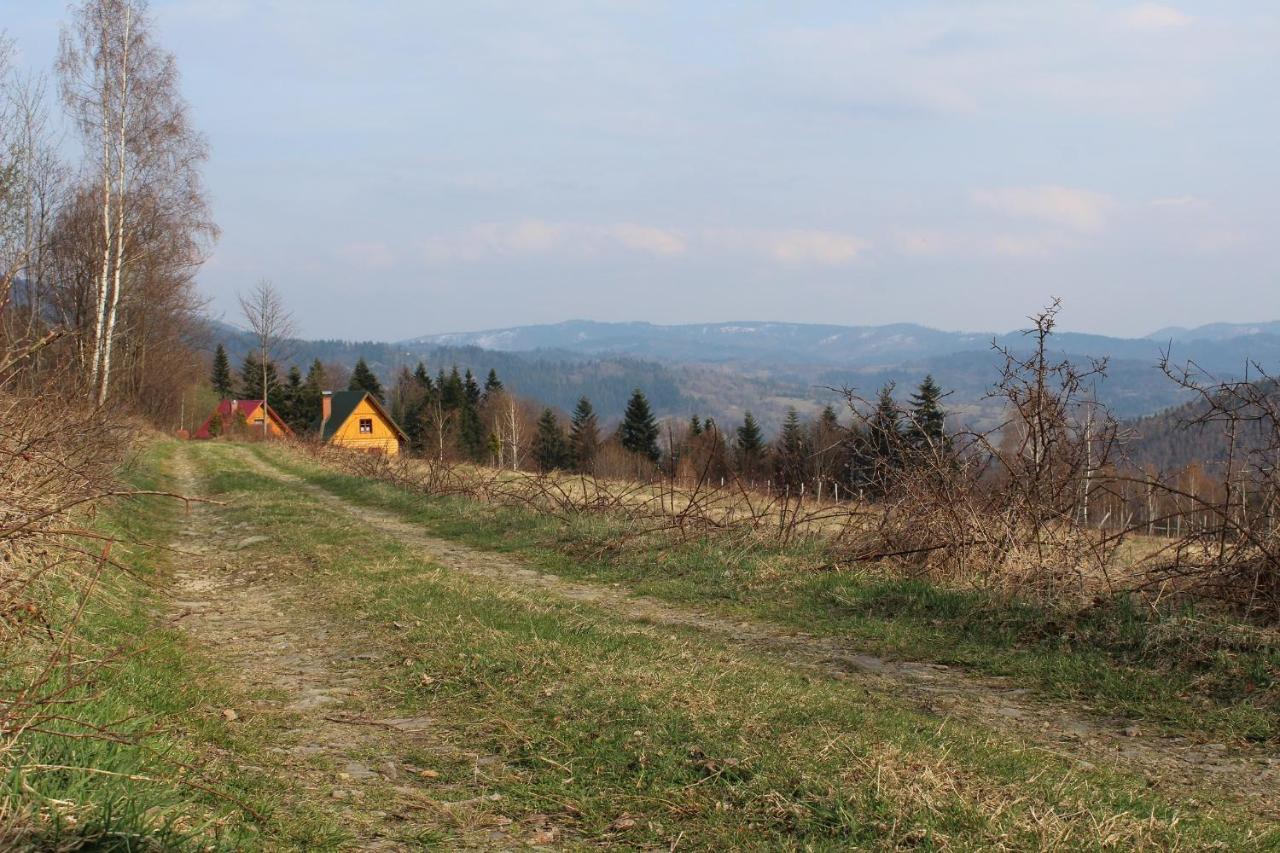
[
  {"left": 209, "top": 318, "right": 1280, "bottom": 436},
  {"left": 404, "top": 319, "right": 1280, "bottom": 373}
]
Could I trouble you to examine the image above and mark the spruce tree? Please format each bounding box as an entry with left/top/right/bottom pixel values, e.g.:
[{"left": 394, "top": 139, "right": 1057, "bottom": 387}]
[
  {"left": 861, "top": 384, "right": 904, "bottom": 497},
  {"left": 775, "top": 408, "right": 809, "bottom": 489},
  {"left": 413, "top": 361, "right": 433, "bottom": 394},
  {"left": 818, "top": 405, "right": 839, "bottom": 433},
  {"left": 441, "top": 367, "right": 464, "bottom": 411},
  {"left": 483, "top": 368, "right": 503, "bottom": 398},
  {"left": 735, "top": 411, "right": 766, "bottom": 478},
  {"left": 532, "top": 408, "right": 570, "bottom": 472},
  {"left": 280, "top": 365, "right": 306, "bottom": 432},
  {"left": 348, "top": 358, "right": 384, "bottom": 401},
  {"left": 619, "top": 389, "right": 660, "bottom": 462},
  {"left": 238, "top": 352, "right": 279, "bottom": 400},
  {"left": 300, "top": 360, "right": 326, "bottom": 431},
  {"left": 210, "top": 344, "right": 234, "bottom": 398},
  {"left": 446, "top": 369, "right": 484, "bottom": 460},
  {"left": 463, "top": 369, "right": 481, "bottom": 407},
  {"left": 907, "top": 374, "right": 947, "bottom": 451},
  {"left": 568, "top": 396, "right": 600, "bottom": 472},
  {"left": 689, "top": 414, "right": 702, "bottom": 437}
]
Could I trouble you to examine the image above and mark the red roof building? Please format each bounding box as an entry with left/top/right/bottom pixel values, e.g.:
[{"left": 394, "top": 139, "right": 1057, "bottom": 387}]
[{"left": 193, "top": 399, "right": 293, "bottom": 440}]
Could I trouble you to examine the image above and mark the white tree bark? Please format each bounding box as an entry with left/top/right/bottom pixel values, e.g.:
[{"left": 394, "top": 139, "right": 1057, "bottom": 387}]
[{"left": 96, "top": 2, "right": 131, "bottom": 406}]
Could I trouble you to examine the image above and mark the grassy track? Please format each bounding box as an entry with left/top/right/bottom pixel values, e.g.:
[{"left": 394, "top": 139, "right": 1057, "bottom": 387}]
[
  {"left": 10, "top": 438, "right": 1278, "bottom": 849},
  {"left": 256, "top": 444, "right": 1280, "bottom": 746},
  {"left": 178, "top": 441, "right": 1275, "bottom": 849},
  {"left": 2, "top": 441, "right": 311, "bottom": 849}
]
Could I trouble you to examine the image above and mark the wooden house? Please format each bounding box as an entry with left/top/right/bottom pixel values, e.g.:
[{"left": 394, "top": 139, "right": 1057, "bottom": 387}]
[
  {"left": 194, "top": 399, "right": 293, "bottom": 440},
  {"left": 316, "top": 390, "right": 407, "bottom": 455}
]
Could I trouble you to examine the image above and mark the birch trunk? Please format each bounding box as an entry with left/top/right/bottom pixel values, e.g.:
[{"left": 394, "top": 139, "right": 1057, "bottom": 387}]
[
  {"left": 89, "top": 9, "right": 114, "bottom": 395},
  {"left": 96, "top": 3, "right": 131, "bottom": 406}
]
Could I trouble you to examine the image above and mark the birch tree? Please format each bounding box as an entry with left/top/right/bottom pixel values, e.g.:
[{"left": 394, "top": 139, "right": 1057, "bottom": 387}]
[
  {"left": 0, "top": 39, "right": 67, "bottom": 385},
  {"left": 59, "top": 0, "right": 212, "bottom": 405},
  {"left": 238, "top": 280, "right": 293, "bottom": 438}
]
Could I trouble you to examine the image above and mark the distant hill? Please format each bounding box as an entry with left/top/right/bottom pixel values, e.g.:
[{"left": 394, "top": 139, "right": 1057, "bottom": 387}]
[
  {"left": 205, "top": 317, "right": 1280, "bottom": 438},
  {"left": 1145, "top": 321, "right": 1280, "bottom": 343},
  {"left": 406, "top": 319, "right": 1280, "bottom": 376},
  {"left": 405, "top": 320, "right": 992, "bottom": 366}
]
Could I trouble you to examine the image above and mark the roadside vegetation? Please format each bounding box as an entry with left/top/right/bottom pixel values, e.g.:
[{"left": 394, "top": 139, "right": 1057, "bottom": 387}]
[
  {"left": 185, "top": 441, "right": 1279, "bottom": 848},
  {"left": 262, "top": 442, "right": 1280, "bottom": 745}
]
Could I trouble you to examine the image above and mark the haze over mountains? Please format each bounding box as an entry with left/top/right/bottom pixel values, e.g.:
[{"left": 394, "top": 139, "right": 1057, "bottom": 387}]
[
  {"left": 214, "top": 318, "right": 1280, "bottom": 435},
  {"left": 406, "top": 319, "right": 1280, "bottom": 372}
]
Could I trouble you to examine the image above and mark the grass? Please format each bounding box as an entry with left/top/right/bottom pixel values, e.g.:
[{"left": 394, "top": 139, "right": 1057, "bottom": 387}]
[
  {"left": 181, "top": 440, "right": 1279, "bottom": 848},
  {"left": 9, "top": 437, "right": 1277, "bottom": 848},
  {"left": 2, "top": 440, "right": 348, "bottom": 850},
  {"left": 257, "top": 443, "right": 1280, "bottom": 744}
]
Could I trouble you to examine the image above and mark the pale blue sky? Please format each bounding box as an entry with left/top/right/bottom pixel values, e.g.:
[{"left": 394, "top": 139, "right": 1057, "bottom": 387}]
[{"left": 6, "top": 1, "right": 1278, "bottom": 339}]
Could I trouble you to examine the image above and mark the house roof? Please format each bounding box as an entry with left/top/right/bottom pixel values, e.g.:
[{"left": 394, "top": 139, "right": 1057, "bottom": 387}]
[
  {"left": 317, "top": 390, "right": 408, "bottom": 443},
  {"left": 194, "top": 399, "right": 293, "bottom": 439}
]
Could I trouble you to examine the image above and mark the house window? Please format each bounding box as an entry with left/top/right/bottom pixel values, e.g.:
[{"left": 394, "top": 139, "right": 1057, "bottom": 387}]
[{"left": 359, "top": 418, "right": 373, "bottom": 434}]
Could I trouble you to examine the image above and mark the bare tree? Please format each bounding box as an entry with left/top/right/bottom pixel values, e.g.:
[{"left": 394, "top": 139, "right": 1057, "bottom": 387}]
[
  {"left": 238, "top": 279, "right": 293, "bottom": 437},
  {"left": 0, "top": 41, "right": 69, "bottom": 387},
  {"left": 59, "top": 0, "right": 213, "bottom": 405}
]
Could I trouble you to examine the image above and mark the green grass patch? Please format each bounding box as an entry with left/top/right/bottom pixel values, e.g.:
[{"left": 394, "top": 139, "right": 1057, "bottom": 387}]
[
  {"left": 181, "top": 441, "right": 1279, "bottom": 849},
  {"left": 259, "top": 445, "right": 1280, "bottom": 744},
  {"left": 2, "top": 440, "right": 350, "bottom": 850}
]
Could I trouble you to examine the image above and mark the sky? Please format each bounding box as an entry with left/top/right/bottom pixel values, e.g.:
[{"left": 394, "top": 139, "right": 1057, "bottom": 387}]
[{"left": 5, "top": 0, "right": 1279, "bottom": 340}]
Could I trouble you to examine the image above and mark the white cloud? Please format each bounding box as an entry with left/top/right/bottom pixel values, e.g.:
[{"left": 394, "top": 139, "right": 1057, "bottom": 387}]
[
  {"left": 972, "top": 185, "right": 1114, "bottom": 232},
  {"left": 892, "top": 228, "right": 1074, "bottom": 258},
  {"left": 1123, "top": 4, "right": 1193, "bottom": 32},
  {"left": 603, "top": 223, "right": 686, "bottom": 257},
  {"left": 337, "top": 242, "right": 396, "bottom": 270},
  {"left": 1149, "top": 195, "right": 1198, "bottom": 208},
  {"left": 419, "top": 222, "right": 866, "bottom": 266},
  {"left": 502, "top": 220, "right": 565, "bottom": 253},
  {"left": 763, "top": 230, "right": 869, "bottom": 265},
  {"left": 704, "top": 228, "right": 869, "bottom": 265},
  {"left": 420, "top": 220, "right": 682, "bottom": 263}
]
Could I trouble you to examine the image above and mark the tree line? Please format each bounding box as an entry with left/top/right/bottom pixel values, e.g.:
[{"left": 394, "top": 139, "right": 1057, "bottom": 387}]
[
  {"left": 213, "top": 332, "right": 952, "bottom": 496},
  {"left": 476, "top": 373, "right": 949, "bottom": 497}
]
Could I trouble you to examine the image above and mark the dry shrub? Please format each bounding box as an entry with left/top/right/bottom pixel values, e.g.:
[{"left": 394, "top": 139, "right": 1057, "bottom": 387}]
[
  {"left": 297, "top": 302, "right": 1280, "bottom": 622},
  {"left": 834, "top": 301, "right": 1125, "bottom": 604},
  {"left": 1132, "top": 357, "right": 1280, "bottom": 618},
  {"left": 0, "top": 395, "right": 138, "bottom": 832},
  {"left": 297, "top": 435, "right": 868, "bottom": 558}
]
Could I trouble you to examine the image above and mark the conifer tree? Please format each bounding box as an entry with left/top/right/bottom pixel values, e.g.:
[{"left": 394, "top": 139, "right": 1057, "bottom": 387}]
[
  {"left": 907, "top": 374, "right": 948, "bottom": 451},
  {"left": 689, "top": 414, "right": 702, "bottom": 436},
  {"left": 455, "top": 369, "right": 486, "bottom": 460},
  {"left": 304, "top": 359, "right": 327, "bottom": 392},
  {"left": 818, "top": 405, "right": 839, "bottom": 432},
  {"left": 348, "top": 358, "right": 384, "bottom": 402},
  {"left": 413, "top": 361, "right": 433, "bottom": 394},
  {"left": 812, "top": 404, "right": 845, "bottom": 492},
  {"left": 735, "top": 411, "right": 766, "bottom": 478},
  {"left": 532, "top": 408, "right": 570, "bottom": 472},
  {"left": 855, "top": 384, "right": 904, "bottom": 497},
  {"left": 238, "top": 352, "right": 279, "bottom": 400},
  {"left": 619, "top": 389, "right": 661, "bottom": 462},
  {"left": 775, "top": 408, "right": 809, "bottom": 489},
  {"left": 280, "top": 365, "right": 307, "bottom": 432},
  {"left": 568, "top": 396, "right": 601, "bottom": 473},
  {"left": 484, "top": 368, "right": 503, "bottom": 398},
  {"left": 441, "top": 367, "right": 464, "bottom": 411},
  {"left": 210, "top": 344, "right": 234, "bottom": 398},
  {"left": 300, "top": 360, "right": 326, "bottom": 427},
  {"left": 463, "top": 369, "right": 481, "bottom": 407}
]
